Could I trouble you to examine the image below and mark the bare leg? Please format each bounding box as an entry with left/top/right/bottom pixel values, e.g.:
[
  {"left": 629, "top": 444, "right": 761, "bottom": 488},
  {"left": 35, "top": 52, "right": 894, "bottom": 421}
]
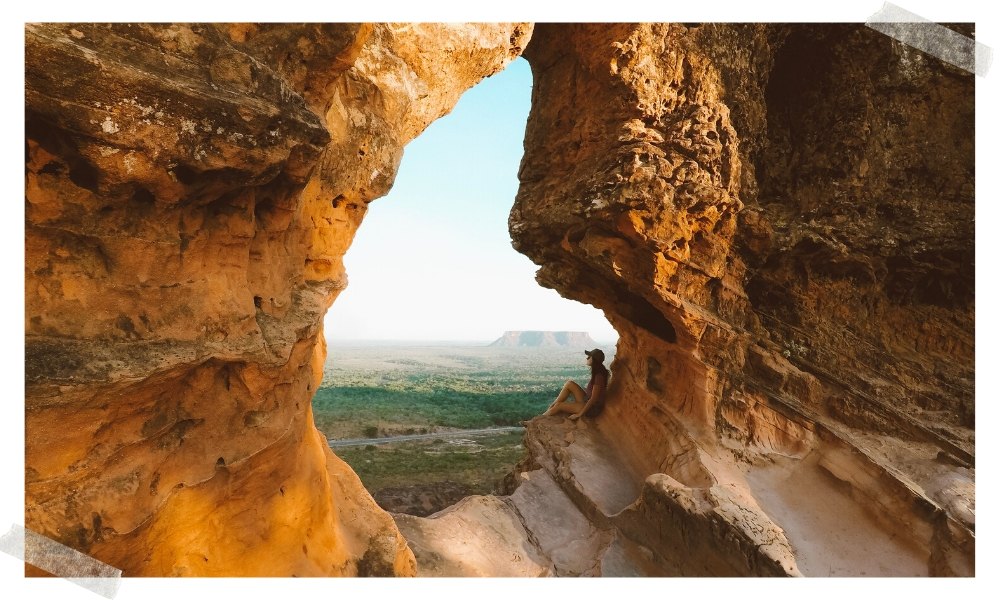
[
  {"left": 546, "top": 380, "right": 581, "bottom": 411},
  {"left": 544, "top": 387, "right": 570, "bottom": 412},
  {"left": 544, "top": 380, "right": 586, "bottom": 416},
  {"left": 548, "top": 400, "right": 585, "bottom": 416}
]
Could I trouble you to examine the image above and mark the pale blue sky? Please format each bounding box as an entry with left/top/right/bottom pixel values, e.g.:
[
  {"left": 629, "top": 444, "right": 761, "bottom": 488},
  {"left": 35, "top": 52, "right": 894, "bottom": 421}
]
[{"left": 324, "top": 57, "right": 619, "bottom": 343}]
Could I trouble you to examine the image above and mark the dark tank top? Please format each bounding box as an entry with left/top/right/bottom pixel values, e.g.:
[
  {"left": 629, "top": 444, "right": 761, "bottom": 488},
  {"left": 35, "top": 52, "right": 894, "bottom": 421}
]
[{"left": 584, "top": 370, "right": 609, "bottom": 415}]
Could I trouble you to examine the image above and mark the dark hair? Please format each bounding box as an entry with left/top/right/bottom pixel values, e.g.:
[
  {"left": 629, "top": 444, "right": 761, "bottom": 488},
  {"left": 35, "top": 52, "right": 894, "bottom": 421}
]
[{"left": 591, "top": 361, "right": 609, "bottom": 379}]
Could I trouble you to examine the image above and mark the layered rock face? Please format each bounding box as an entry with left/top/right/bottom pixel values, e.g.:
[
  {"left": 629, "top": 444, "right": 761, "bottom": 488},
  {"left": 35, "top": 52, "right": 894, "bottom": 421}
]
[
  {"left": 489, "top": 330, "right": 599, "bottom": 348},
  {"left": 25, "top": 22, "right": 530, "bottom": 576},
  {"left": 510, "top": 23, "right": 973, "bottom": 576}
]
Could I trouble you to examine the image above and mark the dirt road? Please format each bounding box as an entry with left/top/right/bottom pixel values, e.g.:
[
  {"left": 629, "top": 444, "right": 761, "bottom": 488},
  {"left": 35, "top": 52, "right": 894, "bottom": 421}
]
[{"left": 327, "top": 426, "right": 524, "bottom": 448}]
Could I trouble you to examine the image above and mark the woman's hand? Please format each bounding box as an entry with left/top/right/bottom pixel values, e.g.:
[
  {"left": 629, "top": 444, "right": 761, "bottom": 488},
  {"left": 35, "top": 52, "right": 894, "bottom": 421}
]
[{"left": 568, "top": 413, "right": 581, "bottom": 421}]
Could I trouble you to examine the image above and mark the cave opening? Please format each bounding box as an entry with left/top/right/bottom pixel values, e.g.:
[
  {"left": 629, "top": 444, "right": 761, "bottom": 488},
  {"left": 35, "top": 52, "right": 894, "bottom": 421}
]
[
  {"left": 315, "top": 56, "right": 619, "bottom": 517},
  {"left": 21, "top": 22, "right": 977, "bottom": 578}
]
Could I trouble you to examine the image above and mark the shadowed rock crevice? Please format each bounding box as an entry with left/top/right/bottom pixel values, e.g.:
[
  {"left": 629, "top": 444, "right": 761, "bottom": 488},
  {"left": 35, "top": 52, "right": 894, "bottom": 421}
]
[{"left": 503, "top": 23, "right": 973, "bottom": 576}]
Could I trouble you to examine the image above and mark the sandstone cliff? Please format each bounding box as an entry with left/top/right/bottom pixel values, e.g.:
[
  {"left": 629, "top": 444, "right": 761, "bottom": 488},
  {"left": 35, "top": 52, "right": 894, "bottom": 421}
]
[
  {"left": 489, "top": 330, "right": 599, "bottom": 348},
  {"left": 25, "top": 22, "right": 530, "bottom": 576},
  {"left": 506, "top": 23, "right": 974, "bottom": 576},
  {"left": 25, "top": 22, "right": 973, "bottom": 578}
]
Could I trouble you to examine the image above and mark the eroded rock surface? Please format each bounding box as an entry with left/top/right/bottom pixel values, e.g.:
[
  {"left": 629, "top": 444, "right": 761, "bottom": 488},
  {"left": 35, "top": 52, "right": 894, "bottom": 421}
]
[
  {"left": 394, "top": 421, "right": 670, "bottom": 577},
  {"left": 25, "top": 21, "right": 972, "bottom": 578},
  {"left": 509, "top": 23, "right": 974, "bottom": 576},
  {"left": 25, "top": 22, "right": 530, "bottom": 576}
]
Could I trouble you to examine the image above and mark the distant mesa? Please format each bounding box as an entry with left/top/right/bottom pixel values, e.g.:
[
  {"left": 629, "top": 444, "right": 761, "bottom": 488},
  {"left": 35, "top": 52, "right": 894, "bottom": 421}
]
[{"left": 489, "top": 331, "right": 597, "bottom": 348}]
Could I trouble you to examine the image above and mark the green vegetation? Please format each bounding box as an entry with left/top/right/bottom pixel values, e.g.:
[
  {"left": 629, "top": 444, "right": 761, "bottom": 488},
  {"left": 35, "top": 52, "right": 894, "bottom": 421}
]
[
  {"left": 335, "top": 432, "right": 525, "bottom": 495},
  {"left": 313, "top": 387, "right": 552, "bottom": 439},
  {"left": 313, "top": 345, "right": 614, "bottom": 510},
  {"left": 313, "top": 345, "right": 591, "bottom": 439}
]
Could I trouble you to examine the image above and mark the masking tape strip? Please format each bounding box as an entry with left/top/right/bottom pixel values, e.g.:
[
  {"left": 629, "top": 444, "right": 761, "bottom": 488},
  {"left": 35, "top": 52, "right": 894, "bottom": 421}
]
[
  {"left": 866, "top": 2, "right": 991, "bottom": 76},
  {"left": 0, "top": 524, "right": 121, "bottom": 598}
]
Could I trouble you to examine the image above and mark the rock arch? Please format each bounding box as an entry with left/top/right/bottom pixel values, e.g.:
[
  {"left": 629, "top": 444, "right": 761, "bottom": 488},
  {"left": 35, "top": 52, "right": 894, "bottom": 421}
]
[{"left": 24, "top": 22, "right": 973, "bottom": 576}]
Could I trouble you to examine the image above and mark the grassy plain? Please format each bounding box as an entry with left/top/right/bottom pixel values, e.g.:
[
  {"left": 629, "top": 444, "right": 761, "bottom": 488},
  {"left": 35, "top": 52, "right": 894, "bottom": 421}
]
[
  {"left": 314, "top": 345, "right": 603, "bottom": 439},
  {"left": 314, "top": 343, "right": 613, "bottom": 511},
  {"left": 335, "top": 432, "right": 525, "bottom": 495}
]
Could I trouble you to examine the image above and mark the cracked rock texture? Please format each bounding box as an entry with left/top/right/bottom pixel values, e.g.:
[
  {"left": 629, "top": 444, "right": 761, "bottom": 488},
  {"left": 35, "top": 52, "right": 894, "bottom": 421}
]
[
  {"left": 25, "top": 21, "right": 972, "bottom": 578},
  {"left": 507, "top": 23, "right": 973, "bottom": 576},
  {"left": 25, "top": 22, "right": 530, "bottom": 576},
  {"left": 395, "top": 420, "right": 669, "bottom": 576}
]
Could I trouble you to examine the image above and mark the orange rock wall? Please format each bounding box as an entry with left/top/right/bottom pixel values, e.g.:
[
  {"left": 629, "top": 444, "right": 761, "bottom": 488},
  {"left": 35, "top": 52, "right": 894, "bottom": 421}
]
[
  {"left": 25, "top": 22, "right": 530, "bottom": 576},
  {"left": 25, "top": 21, "right": 974, "bottom": 577},
  {"left": 514, "top": 23, "right": 973, "bottom": 575}
]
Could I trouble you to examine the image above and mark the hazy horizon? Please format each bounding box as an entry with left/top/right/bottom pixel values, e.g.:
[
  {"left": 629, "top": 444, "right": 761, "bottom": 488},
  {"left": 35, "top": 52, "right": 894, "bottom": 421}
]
[{"left": 326, "top": 334, "right": 621, "bottom": 348}]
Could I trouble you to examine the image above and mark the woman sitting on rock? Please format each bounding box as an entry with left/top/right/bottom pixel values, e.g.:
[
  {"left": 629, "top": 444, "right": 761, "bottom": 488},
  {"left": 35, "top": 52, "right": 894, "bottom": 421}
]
[{"left": 543, "top": 348, "right": 609, "bottom": 420}]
